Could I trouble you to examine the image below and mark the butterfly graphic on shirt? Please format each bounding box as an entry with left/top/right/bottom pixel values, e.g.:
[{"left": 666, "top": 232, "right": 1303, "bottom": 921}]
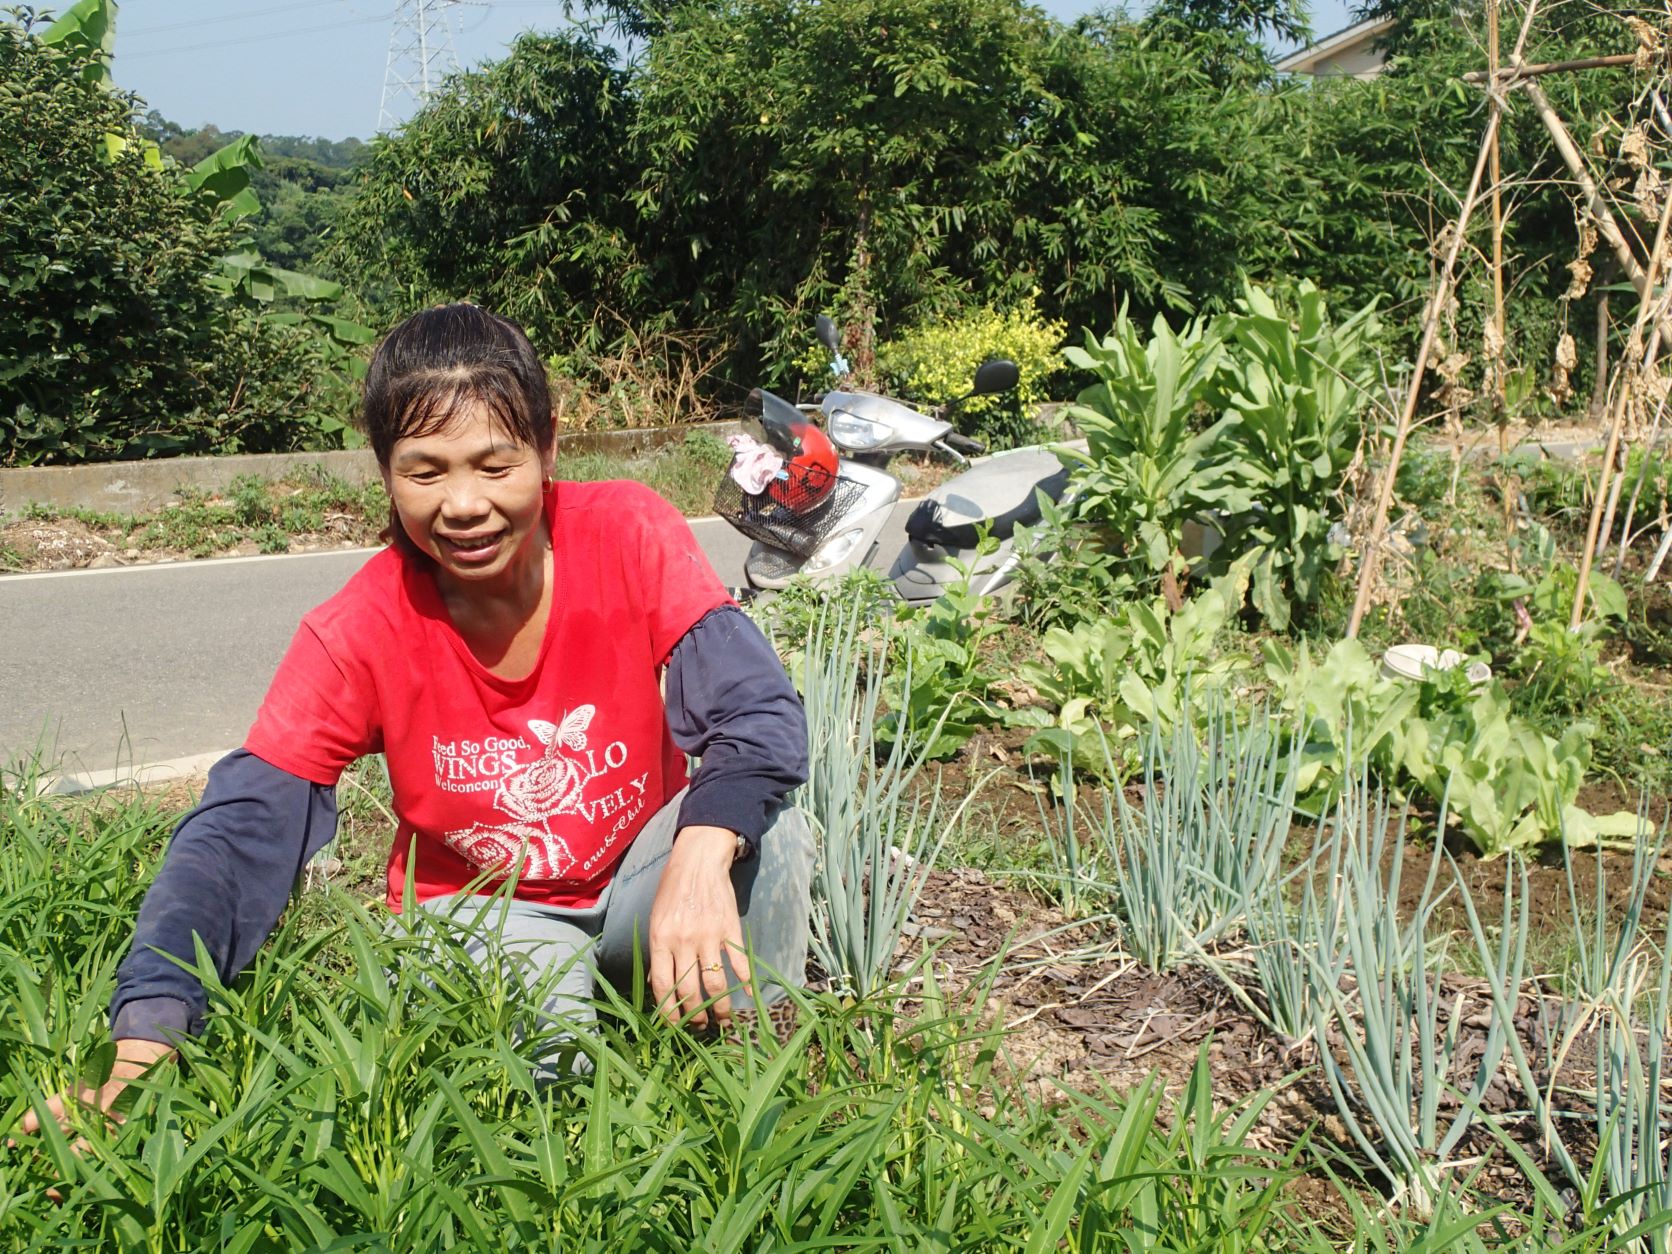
[
  {"left": 513, "top": 706, "right": 595, "bottom": 819},
  {"left": 440, "top": 706, "right": 601, "bottom": 881}
]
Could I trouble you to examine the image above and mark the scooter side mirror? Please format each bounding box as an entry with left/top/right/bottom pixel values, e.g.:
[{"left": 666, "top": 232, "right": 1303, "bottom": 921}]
[
  {"left": 971, "top": 359, "right": 1020, "bottom": 396},
  {"left": 815, "top": 315, "right": 840, "bottom": 354}
]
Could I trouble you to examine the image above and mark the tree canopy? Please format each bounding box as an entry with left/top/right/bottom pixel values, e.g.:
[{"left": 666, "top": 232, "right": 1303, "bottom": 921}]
[
  {"left": 332, "top": 0, "right": 1370, "bottom": 390},
  {"left": 2, "top": 8, "right": 366, "bottom": 465}
]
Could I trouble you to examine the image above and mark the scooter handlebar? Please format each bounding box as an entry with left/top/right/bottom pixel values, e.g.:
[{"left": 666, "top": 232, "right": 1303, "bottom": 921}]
[{"left": 944, "top": 431, "right": 985, "bottom": 456}]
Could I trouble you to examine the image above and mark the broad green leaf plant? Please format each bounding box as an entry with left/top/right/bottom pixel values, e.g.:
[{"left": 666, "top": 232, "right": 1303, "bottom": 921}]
[
  {"left": 1215, "top": 278, "right": 1382, "bottom": 629},
  {"left": 1056, "top": 279, "right": 1381, "bottom": 628},
  {"left": 881, "top": 538, "right": 1009, "bottom": 761},
  {"left": 1060, "top": 305, "right": 1237, "bottom": 580},
  {"left": 1262, "top": 638, "right": 1638, "bottom": 855}
]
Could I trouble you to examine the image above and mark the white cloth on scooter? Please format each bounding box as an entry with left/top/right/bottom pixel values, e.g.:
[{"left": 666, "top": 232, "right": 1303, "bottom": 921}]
[{"left": 726, "top": 432, "right": 786, "bottom": 495}]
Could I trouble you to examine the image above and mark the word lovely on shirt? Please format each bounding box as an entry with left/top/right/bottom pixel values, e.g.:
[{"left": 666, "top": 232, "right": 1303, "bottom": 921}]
[{"left": 435, "top": 706, "right": 652, "bottom": 881}]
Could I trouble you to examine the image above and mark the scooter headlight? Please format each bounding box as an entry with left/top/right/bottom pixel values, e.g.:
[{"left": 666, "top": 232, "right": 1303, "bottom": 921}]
[
  {"left": 805, "top": 526, "right": 867, "bottom": 573},
  {"left": 827, "top": 409, "right": 888, "bottom": 450}
]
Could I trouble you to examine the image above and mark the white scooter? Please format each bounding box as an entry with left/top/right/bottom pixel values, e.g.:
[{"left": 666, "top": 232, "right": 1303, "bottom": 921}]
[{"left": 714, "top": 318, "right": 1073, "bottom": 604}]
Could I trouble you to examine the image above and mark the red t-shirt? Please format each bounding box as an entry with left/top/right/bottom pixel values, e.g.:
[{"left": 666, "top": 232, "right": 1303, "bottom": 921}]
[{"left": 244, "top": 480, "right": 732, "bottom": 911}]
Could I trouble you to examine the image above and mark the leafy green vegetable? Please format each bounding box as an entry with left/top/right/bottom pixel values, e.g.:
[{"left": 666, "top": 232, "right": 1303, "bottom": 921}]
[
  {"left": 1263, "top": 638, "right": 1637, "bottom": 856},
  {"left": 881, "top": 541, "right": 1008, "bottom": 760},
  {"left": 1019, "top": 558, "right": 1254, "bottom": 777}
]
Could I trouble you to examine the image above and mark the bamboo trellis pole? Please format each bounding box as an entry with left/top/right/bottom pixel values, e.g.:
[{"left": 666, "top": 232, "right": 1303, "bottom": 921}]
[
  {"left": 1345, "top": 0, "right": 1544, "bottom": 638},
  {"left": 1490, "top": 0, "right": 1508, "bottom": 436},
  {"left": 1610, "top": 89, "right": 1672, "bottom": 577},
  {"left": 1571, "top": 176, "right": 1672, "bottom": 629},
  {"left": 1612, "top": 384, "right": 1670, "bottom": 577},
  {"left": 1591, "top": 293, "right": 1612, "bottom": 418},
  {"left": 1647, "top": 518, "right": 1672, "bottom": 579},
  {"left": 1463, "top": 52, "right": 1639, "bottom": 83},
  {"left": 1488, "top": 0, "right": 1520, "bottom": 570},
  {"left": 1522, "top": 76, "right": 1672, "bottom": 345}
]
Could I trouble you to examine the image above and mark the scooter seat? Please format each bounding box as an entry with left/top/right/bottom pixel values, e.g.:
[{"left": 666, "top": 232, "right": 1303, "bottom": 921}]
[{"left": 904, "top": 451, "right": 1071, "bottom": 551}]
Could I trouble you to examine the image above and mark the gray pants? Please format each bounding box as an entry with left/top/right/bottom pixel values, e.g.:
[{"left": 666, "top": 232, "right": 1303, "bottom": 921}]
[{"left": 410, "top": 789, "right": 814, "bottom": 1029}]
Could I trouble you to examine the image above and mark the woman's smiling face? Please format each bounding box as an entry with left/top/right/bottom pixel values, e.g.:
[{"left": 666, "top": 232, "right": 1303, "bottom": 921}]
[{"left": 382, "top": 400, "right": 551, "bottom": 588}]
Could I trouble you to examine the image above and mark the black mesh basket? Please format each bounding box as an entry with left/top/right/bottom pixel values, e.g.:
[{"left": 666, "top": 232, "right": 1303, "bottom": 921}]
[{"left": 712, "top": 474, "right": 870, "bottom": 559}]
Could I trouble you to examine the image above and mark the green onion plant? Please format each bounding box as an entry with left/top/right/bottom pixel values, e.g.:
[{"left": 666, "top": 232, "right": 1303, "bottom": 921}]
[
  {"left": 1453, "top": 849, "right": 1587, "bottom": 1196},
  {"left": 1562, "top": 814, "right": 1665, "bottom": 1007},
  {"left": 1030, "top": 751, "right": 1104, "bottom": 918},
  {"left": 1306, "top": 771, "right": 1512, "bottom": 1218},
  {"left": 1555, "top": 815, "right": 1672, "bottom": 1246},
  {"left": 1591, "top": 914, "right": 1672, "bottom": 1252},
  {"left": 1235, "top": 814, "right": 1339, "bottom": 1046},
  {"left": 792, "top": 589, "right": 983, "bottom": 999},
  {"left": 1096, "top": 702, "right": 1295, "bottom": 971}
]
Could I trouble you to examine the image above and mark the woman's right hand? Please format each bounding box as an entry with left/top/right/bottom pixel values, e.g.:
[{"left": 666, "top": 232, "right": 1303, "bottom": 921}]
[{"left": 13, "top": 1038, "right": 177, "bottom": 1148}]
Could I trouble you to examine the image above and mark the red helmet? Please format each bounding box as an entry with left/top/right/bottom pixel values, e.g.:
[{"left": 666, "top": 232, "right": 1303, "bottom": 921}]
[{"left": 768, "top": 421, "right": 839, "bottom": 513}]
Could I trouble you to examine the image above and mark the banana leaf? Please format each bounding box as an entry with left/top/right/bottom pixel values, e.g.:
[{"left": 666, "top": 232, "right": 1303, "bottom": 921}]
[
  {"left": 43, "top": 0, "right": 116, "bottom": 86},
  {"left": 188, "top": 134, "right": 264, "bottom": 221}
]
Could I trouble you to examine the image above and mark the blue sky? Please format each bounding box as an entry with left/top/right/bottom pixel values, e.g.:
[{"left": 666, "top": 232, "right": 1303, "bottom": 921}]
[{"left": 108, "top": 0, "right": 1355, "bottom": 141}]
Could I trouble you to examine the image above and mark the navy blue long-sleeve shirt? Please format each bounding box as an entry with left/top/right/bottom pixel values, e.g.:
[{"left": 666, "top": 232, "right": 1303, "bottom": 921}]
[{"left": 110, "top": 605, "right": 807, "bottom": 1044}]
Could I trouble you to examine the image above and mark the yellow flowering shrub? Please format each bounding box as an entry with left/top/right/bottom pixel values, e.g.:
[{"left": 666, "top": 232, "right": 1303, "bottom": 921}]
[{"left": 876, "top": 296, "right": 1067, "bottom": 447}]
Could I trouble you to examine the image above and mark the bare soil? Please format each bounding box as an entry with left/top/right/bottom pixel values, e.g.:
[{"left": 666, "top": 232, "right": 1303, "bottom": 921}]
[
  {"left": 891, "top": 750, "right": 1672, "bottom": 1212},
  {"left": 0, "top": 517, "right": 118, "bottom": 571}
]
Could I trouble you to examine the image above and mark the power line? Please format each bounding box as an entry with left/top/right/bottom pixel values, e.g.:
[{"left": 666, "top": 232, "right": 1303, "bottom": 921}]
[
  {"left": 124, "top": 0, "right": 353, "bottom": 40},
  {"left": 117, "top": 11, "right": 395, "bottom": 61}
]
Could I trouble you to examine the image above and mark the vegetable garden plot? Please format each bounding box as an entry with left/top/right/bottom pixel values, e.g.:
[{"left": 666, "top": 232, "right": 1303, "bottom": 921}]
[
  {"left": 10, "top": 740, "right": 1672, "bottom": 1247},
  {"left": 892, "top": 781, "right": 1672, "bottom": 1205}
]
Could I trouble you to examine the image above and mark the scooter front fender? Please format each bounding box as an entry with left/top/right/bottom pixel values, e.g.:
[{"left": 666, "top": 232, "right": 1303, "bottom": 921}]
[{"left": 743, "top": 460, "right": 900, "bottom": 589}]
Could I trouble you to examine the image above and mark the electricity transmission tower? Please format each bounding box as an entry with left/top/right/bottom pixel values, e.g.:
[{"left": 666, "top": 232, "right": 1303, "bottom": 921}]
[{"left": 379, "top": 0, "right": 464, "bottom": 134}]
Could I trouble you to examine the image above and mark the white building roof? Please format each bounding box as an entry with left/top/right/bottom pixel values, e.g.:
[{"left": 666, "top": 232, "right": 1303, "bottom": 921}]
[{"left": 1275, "top": 16, "right": 1396, "bottom": 75}]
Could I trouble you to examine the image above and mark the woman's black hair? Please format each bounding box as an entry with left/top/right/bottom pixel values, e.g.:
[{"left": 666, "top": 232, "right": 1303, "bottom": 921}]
[{"left": 360, "top": 303, "right": 554, "bottom": 466}]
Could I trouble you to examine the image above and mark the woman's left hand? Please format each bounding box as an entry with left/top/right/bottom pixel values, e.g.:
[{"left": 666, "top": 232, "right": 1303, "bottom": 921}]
[{"left": 647, "top": 825, "right": 750, "bottom": 1028}]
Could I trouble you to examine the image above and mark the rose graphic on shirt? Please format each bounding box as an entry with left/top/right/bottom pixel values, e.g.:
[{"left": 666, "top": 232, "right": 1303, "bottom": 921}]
[
  {"left": 500, "top": 706, "right": 594, "bottom": 821},
  {"left": 442, "top": 820, "right": 575, "bottom": 880},
  {"left": 441, "top": 706, "right": 613, "bottom": 882}
]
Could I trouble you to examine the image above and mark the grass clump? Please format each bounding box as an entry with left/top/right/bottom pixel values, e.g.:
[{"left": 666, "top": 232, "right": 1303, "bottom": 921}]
[
  {"left": 554, "top": 428, "right": 735, "bottom": 518},
  {"left": 0, "top": 760, "right": 1318, "bottom": 1248},
  {"left": 15, "top": 468, "right": 387, "bottom": 560}
]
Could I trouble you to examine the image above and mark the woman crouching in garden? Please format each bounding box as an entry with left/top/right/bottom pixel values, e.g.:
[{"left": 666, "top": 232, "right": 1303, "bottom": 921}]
[{"left": 22, "top": 302, "right": 813, "bottom": 1129}]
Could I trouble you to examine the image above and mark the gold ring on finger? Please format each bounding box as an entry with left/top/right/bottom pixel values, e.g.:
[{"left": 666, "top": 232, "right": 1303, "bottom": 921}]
[{"left": 704, "top": 962, "right": 724, "bottom": 973}]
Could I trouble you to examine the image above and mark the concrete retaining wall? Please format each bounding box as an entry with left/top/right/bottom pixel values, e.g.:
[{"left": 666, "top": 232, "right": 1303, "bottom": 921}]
[{"left": 0, "top": 423, "right": 740, "bottom": 519}]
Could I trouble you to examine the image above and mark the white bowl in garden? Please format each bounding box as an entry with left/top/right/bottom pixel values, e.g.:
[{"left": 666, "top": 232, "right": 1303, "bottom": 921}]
[{"left": 1380, "top": 643, "right": 1492, "bottom": 687}]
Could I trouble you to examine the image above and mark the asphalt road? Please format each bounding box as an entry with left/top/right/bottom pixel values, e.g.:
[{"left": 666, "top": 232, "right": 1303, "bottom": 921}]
[{"left": 1, "top": 510, "right": 913, "bottom": 783}]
